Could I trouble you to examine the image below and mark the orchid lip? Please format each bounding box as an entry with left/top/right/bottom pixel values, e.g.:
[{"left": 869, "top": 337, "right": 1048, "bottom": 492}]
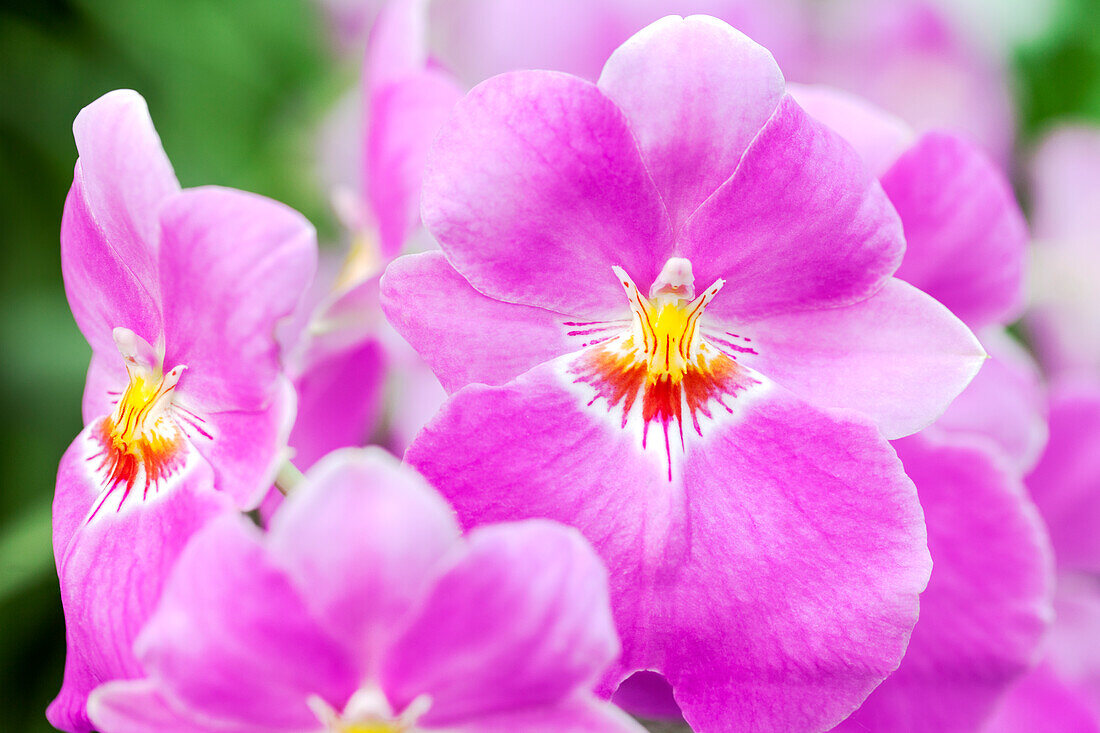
[
  {"left": 309, "top": 687, "right": 431, "bottom": 733},
  {"left": 569, "top": 259, "right": 760, "bottom": 479}
]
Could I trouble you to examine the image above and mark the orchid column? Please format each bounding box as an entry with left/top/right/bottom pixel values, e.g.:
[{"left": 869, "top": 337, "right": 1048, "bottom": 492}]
[{"left": 383, "top": 15, "right": 984, "bottom": 733}]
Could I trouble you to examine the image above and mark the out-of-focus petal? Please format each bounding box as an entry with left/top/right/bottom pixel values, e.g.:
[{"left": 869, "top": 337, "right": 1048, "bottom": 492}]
[
  {"left": 834, "top": 434, "right": 1053, "bottom": 733},
  {"left": 729, "top": 278, "right": 984, "bottom": 439},
  {"left": 597, "top": 14, "right": 783, "bottom": 231},
  {"left": 383, "top": 521, "right": 619, "bottom": 725},
  {"left": 90, "top": 679, "right": 273, "bottom": 733},
  {"left": 680, "top": 95, "right": 905, "bottom": 321},
  {"left": 266, "top": 449, "right": 461, "bottom": 672},
  {"left": 406, "top": 361, "right": 930, "bottom": 732},
  {"left": 1030, "top": 125, "right": 1100, "bottom": 242},
  {"left": 1026, "top": 379, "right": 1100, "bottom": 574},
  {"left": 983, "top": 661, "right": 1100, "bottom": 733},
  {"left": 443, "top": 695, "right": 646, "bottom": 733},
  {"left": 885, "top": 132, "right": 1028, "bottom": 329},
  {"left": 380, "top": 252, "right": 582, "bottom": 393},
  {"left": 132, "top": 514, "right": 359, "bottom": 730},
  {"left": 421, "top": 70, "right": 672, "bottom": 318}
]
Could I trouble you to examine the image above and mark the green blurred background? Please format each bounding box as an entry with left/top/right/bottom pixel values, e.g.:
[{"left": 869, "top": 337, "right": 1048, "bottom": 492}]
[{"left": 0, "top": 0, "right": 1098, "bottom": 730}]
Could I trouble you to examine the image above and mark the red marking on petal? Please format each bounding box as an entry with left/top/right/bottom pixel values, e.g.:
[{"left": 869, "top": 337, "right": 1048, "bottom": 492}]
[{"left": 86, "top": 417, "right": 186, "bottom": 519}]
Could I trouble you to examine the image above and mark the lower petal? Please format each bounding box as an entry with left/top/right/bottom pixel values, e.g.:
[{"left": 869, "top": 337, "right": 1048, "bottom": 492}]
[
  {"left": 726, "top": 277, "right": 984, "bottom": 439},
  {"left": 443, "top": 694, "right": 646, "bottom": 733},
  {"left": 48, "top": 424, "right": 231, "bottom": 733},
  {"left": 834, "top": 434, "right": 1054, "bottom": 733},
  {"left": 406, "top": 359, "right": 931, "bottom": 732},
  {"left": 89, "top": 679, "right": 273, "bottom": 733}
]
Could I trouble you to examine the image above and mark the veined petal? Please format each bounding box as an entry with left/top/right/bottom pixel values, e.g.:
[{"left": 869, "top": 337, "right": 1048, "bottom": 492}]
[
  {"left": 266, "top": 449, "right": 462, "bottom": 673},
  {"left": 885, "top": 132, "right": 1028, "bottom": 330},
  {"left": 406, "top": 360, "right": 931, "bottom": 732},
  {"left": 421, "top": 70, "right": 673, "bottom": 318},
  {"left": 47, "top": 424, "right": 230, "bottom": 733},
  {"left": 726, "top": 278, "right": 985, "bottom": 439},
  {"left": 132, "top": 514, "right": 359, "bottom": 730},
  {"left": 383, "top": 521, "right": 619, "bottom": 726},
  {"left": 380, "top": 251, "right": 584, "bottom": 393},
  {"left": 834, "top": 434, "right": 1054, "bottom": 733},
  {"left": 158, "top": 186, "right": 317, "bottom": 413},
  {"left": 789, "top": 83, "right": 915, "bottom": 178},
  {"left": 680, "top": 95, "right": 905, "bottom": 321},
  {"left": 597, "top": 14, "right": 784, "bottom": 232}
]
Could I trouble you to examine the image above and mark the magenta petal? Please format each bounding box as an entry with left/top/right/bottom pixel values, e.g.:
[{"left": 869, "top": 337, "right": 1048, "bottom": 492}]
[
  {"left": 381, "top": 252, "right": 582, "bottom": 392},
  {"left": 681, "top": 95, "right": 905, "bottom": 321},
  {"left": 1026, "top": 379, "right": 1100, "bottom": 574},
  {"left": 89, "top": 679, "right": 272, "bottom": 733},
  {"left": 368, "top": 68, "right": 463, "bottom": 258},
  {"left": 731, "top": 278, "right": 984, "bottom": 439},
  {"left": 289, "top": 338, "right": 387, "bottom": 469},
  {"left": 62, "top": 91, "right": 179, "bottom": 356},
  {"left": 930, "top": 330, "right": 1048, "bottom": 473},
  {"left": 81, "top": 351, "right": 127, "bottom": 425},
  {"left": 266, "top": 448, "right": 461, "bottom": 670},
  {"left": 835, "top": 434, "right": 1053, "bottom": 733},
  {"left": 48, "top": 424, "right": 230, "bottom": 733},
  {"left": 886, "top": 132, "right": 1028, "bottom": 330},
  {"left": 158, "top": 186, "right": 317, "bottom": 413},
  {"left": 789, "top": 83, "right": 915, "bottom": 178},
  {"left": 984, "top": 661, "right": 1100, "bottom": 733},
  {"left": 444, "top": 695, "right": 646, "bottom": 733},
  {"left": 421, "top": 70, "right": 672, "bottom": 317},
  {"left": 133, "top": 514, "right": 359, "bottom": 729},
  {"left": 406, "top": 362, "right": 931, "bottom": 732},
  {"left": 383, "top": 521, "right": 619, "bottom": 726},
  {"left": 597, "top": 14, "right": 783, "bottom": 232}
]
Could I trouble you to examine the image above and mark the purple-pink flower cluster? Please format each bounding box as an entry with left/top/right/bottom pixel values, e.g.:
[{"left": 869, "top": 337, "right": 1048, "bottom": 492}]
[{"left": 45, "top": 2, "right": 1099, "bottom": 733}]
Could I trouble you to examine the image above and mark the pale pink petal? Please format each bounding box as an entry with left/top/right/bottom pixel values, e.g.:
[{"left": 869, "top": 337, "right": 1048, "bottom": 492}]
[
  {"left": 158, "top": 186, "right": 317, "bottom": 413},
  {"left": 834, "top": 434, "right": 1053, "bottom": 733},
  {"left": 1030, "top": 125, "right": 1100, "bottom": 242},
  {"left": 133, "top": 514, "right": 359, "bottom": 729},
  {"left": 90, "top": 679, "right": 273, "bottom": 733},
  {"left": 929, "top": 330, "right": 1048, "bottom": 473},
  {"left": 380, "top": 252, "right": 583, "bottom": 393},
  {"left": 383, "top": 521, "right": 619, "bottom": 725},
  {"left": 680, "top": 95, "right": 905, "bottom": 321},
  {"left": 596, "top": 14, "right": 784, "bottom": 232},
  {"left": 728, "top": 278, "right": 985, "bottom": 439},
  {"left": 47, "top": 423, "right": 230, "bottom": 733},
  {"left": 365, "top": 0, "right": 428, "bottom": 91},
  {"left": 178, "top": 377, "right": 297, "bottom": 510},
  {"left": 81, "top": 351, "right": 127, "bottom": 426},
  {"left": 788, "top": 83, "right": 915, "bottom": 178},
  {"left": 1026, "top": 379, "right": 1100, "bottom": 574},
  {"left": 406, "top": 360, "right": 930, "bottom": 732},
  {"left": 266, "top": 449, "right": 461, "bottom": 672},
  {"left": 421, "top": 70, "right": 672, "bottom": 318},
  {"left": 444, "top": 695, "right": 646, "bottom": 733},
  {"left": 983, "top": 661, "right": 1100, "bottom": 733},
  {"left": 886, "top": 132, "right": 1028, "bottom": 329}
]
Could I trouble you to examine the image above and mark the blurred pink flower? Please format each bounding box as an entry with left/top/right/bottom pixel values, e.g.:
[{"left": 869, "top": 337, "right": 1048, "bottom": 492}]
[
  {"left": 48, "top": 91, "right": 317, "bottom": 731},
  {"left": 1027, "top": 125, "right": 1100, "bottom": 377},
  {"left": 383, "top": 16, "right": 987, "bottom": 731},
  {"left": 88, "top": 450, "right": 642, "bottom": 733}
]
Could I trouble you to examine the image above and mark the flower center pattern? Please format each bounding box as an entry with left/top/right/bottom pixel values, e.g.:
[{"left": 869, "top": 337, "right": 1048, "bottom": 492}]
[{"left": 569, "top": 259, "right": 758, "bottom": 479}]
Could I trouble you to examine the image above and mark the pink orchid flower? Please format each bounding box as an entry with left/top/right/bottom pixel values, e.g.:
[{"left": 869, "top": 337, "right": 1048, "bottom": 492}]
[
  {"left": 87, "top": 449, "right": 645, "bottom": 733},
  {"left": 382, "top": 16, "right": 986, "bottom": 731},
  {"left": 47, "top": 90, "right": 317, "bottom": 732},
  {"left": 289, "top": 0, "right": 460, "bottom": 468}
]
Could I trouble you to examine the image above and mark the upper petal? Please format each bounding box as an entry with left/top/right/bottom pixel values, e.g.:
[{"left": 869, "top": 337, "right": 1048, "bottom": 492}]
[
  {"left": 133, "top": 514, "right": 359, "bottom": 729},
  {"left": 406, "top": 359, "right": 931, "bottom": 732},
  {"left": 61, "top": 91, "right": 179, "bottom": 357},
  {"left": 382, "top": 521, "right": 620, "bottom": 725},
  {"left": 266, "top": 448, "right": 462, "bottom": 673},
  {"left": 680, "top": 94, "right": 905, "bottom": 321},
  {"left": 421, "top": 70, "right": 673, "bottom": 318},
  {"left": 596, "top": 14, "right": 784, "bottom": 233},
  {"left": 158, "top": 186, "right": 317, "bottom": 413},
  {"left": 1026, "top": 378, "right": 1100, "bottom": 574},
  {"left": 885, "top": 132, "right": 1028, "bottom": 330},
  {"left": 380, "top": 251, "right": 583, "bottom": 393},
  {"left": 835, "top": 434, "right": 1054, "bottom": 733},
  {"left": 727, "top": 278, "right": 985, "bottom": 439}
]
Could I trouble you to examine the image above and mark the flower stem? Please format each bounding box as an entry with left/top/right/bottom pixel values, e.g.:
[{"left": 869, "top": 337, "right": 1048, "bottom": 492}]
[{"left": 274, "top": 460, "right": 305, "bottom": 495}]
